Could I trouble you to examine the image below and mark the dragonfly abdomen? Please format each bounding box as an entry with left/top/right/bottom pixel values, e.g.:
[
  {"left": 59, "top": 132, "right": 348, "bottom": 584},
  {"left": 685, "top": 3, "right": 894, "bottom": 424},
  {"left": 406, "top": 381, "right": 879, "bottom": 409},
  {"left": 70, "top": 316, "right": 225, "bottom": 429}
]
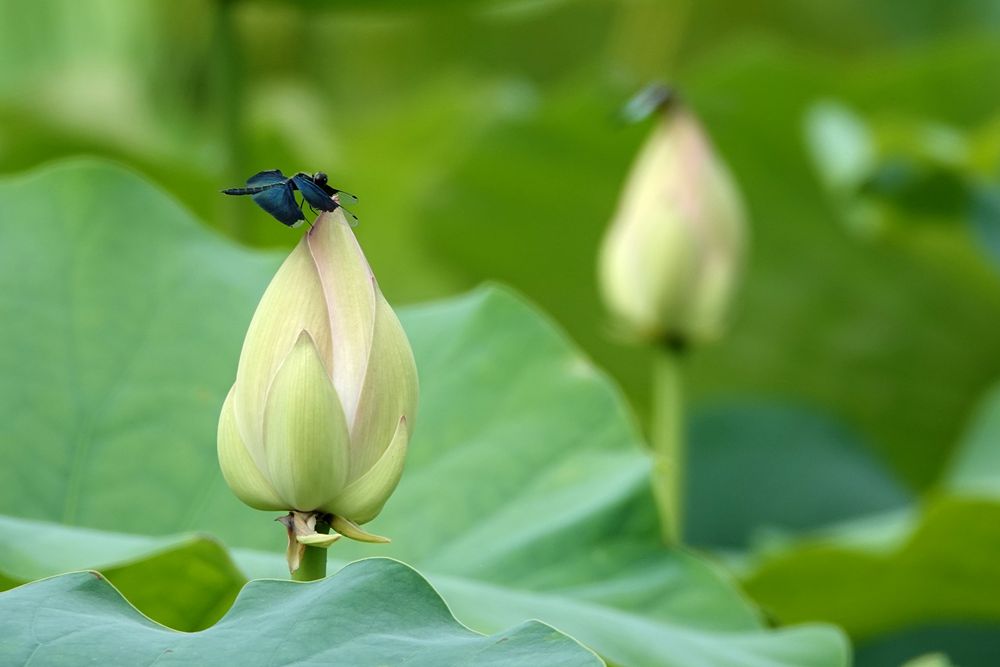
[{"left": 222, "top": 185, "right": 271, "bottom": 195}]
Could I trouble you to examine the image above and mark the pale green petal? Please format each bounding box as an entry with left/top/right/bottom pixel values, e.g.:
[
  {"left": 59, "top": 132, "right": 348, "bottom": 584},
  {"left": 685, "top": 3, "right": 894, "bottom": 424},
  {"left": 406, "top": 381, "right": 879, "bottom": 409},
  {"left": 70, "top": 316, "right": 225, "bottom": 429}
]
[
  {"left": 232, "top": 236, "right": 333, "bottom": 469},
  {"left": 324, "top": 416, "right": 409, "bottom": 524},
  {"left": 348, "top": 294, "right": 418, "bottom": 477},
  {"left": 217, "top": 387, "right": 285, "bottom": 510},
  {"left": 683, "top": 154, "right": 746, "bottom": 341},
  {"left": 306, "top": 211, "right": 376, "bottom": 425},
  {"left": 263, "top": 331, "right": 351, "bottom": 510},
  {"left": 599, "top": 116, "right": 696, "bottom": 338}
]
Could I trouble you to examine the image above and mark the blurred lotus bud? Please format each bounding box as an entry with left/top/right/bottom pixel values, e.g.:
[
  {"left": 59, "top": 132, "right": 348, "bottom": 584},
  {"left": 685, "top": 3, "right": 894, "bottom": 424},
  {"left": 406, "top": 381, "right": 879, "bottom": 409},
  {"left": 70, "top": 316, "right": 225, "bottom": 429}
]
[
  {"left": 599, "top": 98, "right": 747, "bottom": 346},
  {"left": 218, "top": 210, "right": 418, "bottom": 553}
]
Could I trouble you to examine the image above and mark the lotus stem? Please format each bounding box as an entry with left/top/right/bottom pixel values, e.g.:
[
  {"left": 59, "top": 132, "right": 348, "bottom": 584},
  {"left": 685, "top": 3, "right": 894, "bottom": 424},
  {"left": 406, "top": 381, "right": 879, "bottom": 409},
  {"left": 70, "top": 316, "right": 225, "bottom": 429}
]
[
  {"left": 292, "top": 517, "right": 330, "bottom": 582},
  {"left": 650, "top": 341, "right": 684, "bottom": 544}
]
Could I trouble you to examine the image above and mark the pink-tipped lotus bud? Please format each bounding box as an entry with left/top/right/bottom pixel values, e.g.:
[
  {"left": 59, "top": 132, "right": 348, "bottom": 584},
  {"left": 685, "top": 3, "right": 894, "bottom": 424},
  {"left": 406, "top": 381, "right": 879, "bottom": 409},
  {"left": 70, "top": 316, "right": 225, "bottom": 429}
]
[
  {"left": 217, "top": 210, "right": 418, "bottom": 557},
  {"left": 599, "top": 102, "right": 747, "bottom": 346}
]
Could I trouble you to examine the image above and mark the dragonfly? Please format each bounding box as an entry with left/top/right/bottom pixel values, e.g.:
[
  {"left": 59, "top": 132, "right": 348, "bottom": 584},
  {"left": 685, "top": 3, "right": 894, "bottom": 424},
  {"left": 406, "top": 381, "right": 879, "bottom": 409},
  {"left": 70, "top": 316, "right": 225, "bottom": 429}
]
[{"left": 222, "top": 170, "right": 359, "bottom": 227}]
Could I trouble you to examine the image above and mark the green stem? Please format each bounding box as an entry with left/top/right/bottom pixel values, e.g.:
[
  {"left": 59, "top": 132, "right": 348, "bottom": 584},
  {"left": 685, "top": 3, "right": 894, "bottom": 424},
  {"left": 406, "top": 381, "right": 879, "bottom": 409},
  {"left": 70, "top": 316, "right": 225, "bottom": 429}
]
[
  {"left": 292, "top": 520, "right": 330, "bottom": 582},
  {"left": 650, "top": 343, "right": 684, "bottom": 544}
]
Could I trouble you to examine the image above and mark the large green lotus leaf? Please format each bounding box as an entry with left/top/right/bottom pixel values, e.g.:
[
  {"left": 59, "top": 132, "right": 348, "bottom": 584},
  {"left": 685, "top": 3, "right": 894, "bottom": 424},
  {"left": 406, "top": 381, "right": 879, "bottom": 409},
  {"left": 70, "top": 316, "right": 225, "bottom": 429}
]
[
  {"left": 737, "top": 384, "right": 1000, "bottom": 664},
  {"left": 743, "top": 497, "right": 1000, "bottom": 642},
  {"left": 0, "top": 515, "right": 244, "bottom": 632},
  {"left": 233, "top": 549, "right": 845, "bottom": 667},
  {"left": 0, "top": 515, "right": 847, "bottom": 667},
  {"left": 0, "top": 161, "right": 280, "bottom": 528},
  {"left": 0, "top": 161, "right": 847, "bottom": 667},
  {"left": 0, "top": 559, "right": 601, "bottom": 667},
  {"left": 684, "top": 402, "right": 911, "bottom": 549}
]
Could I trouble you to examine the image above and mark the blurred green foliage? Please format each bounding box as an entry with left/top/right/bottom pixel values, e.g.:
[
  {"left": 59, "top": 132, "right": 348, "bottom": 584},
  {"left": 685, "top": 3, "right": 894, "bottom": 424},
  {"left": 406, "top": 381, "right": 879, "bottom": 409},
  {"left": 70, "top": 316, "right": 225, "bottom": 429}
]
[
  {"left": 2, "top": 2, "right": 1000, "bottom": 665},
  {"left": 2, "top": 0, "right": 998, "bottom": 491}
]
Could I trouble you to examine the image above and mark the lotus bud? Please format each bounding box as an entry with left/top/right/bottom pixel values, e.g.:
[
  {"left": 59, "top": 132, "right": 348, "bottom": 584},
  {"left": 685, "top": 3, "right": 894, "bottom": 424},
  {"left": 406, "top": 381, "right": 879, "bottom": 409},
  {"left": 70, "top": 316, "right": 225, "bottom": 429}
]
[
  {"left": 599, "top": 99, "right": 747, "bottom": 346},
  {"left": 218, "top": 210, "right": 418, "bottom": 570}
]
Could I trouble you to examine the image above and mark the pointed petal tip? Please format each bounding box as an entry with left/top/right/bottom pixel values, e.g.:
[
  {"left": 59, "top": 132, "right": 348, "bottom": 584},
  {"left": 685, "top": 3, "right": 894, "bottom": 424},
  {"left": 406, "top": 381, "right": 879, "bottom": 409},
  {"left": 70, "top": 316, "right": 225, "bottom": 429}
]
[
  {"left": 263, "top": 331, "right": 350, "bottom": 509},
  {"left": 293, "top": 328, "right": 316, "bottom": 347}
]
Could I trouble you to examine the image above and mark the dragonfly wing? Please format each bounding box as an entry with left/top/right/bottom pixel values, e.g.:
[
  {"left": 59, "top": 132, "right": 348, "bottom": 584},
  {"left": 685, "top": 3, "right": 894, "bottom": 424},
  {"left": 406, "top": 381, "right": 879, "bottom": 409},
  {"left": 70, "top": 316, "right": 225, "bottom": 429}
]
[
  {"left": 340, "top": 207, "right": 360, "bottom": 228},
  {"left": 292, "top": 174, "right": 338, "bottom": 212},
  {"left": 247, "top": 169, "right": 288, "bottom": 187},
  {"left": 251, "top": 183, "right": 305, "bottom": 226},
  {"left": 331, "top": 189, "right": 359, "bottom": 207}
]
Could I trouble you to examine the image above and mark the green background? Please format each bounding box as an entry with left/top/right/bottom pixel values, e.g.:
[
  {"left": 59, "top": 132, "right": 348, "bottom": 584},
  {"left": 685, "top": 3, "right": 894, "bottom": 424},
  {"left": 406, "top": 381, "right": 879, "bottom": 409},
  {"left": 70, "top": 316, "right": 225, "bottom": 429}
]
[
  {"left": 1, "top": 1, "right": 1000, "bottom": 665},
  {"left": 3, "top": 1, "right": 999, "bottom": 487}
]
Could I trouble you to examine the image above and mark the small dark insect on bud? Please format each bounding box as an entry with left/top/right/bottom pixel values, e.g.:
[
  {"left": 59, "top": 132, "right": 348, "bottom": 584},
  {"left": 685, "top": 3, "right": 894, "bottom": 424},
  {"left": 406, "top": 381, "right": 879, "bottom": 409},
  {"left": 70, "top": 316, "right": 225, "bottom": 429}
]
[{"left": 620, "top": 83, "right": 679, "bottom": 125}]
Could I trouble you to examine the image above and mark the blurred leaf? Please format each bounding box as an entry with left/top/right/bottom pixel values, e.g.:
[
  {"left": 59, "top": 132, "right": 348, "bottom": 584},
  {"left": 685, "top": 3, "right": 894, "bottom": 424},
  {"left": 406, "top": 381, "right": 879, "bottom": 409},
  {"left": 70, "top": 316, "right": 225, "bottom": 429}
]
[
  {"left": 684, "top": 402, "right": 911, "bottom": 550},
  {"left": 743, "top": 497, "right": 1000, "bottom": 642},
  {"left": 857, "top": 625, "right": 1000, "bottom": 667},
  {"left": 859, "top": 159, "right": 970, "bottom": 221},
  {"left": 899, "top": 654, "right": 956, "bottom": 667},
  {"left": 807, "top": 99, "right": 983, "bottom": 240},
  {"left": 0, "top": 559, "right": 602, "bottom": 667},
  {"left": 805, "top": 101, "right": 876, "bottom": 193},
  {"left": 678, "top": 0, "right": 1000, "bottom": 56},
  {"left": 943, "top": 381, "right": 1000, "bottom": 495},
  {"left": 970, "top": 185, "right": 1000, "bottom": 271},
  {"left": 0, "top": 161, "right": 848, "bottom": 667},
  {"left": 739, "top": 383, "right": 1000, "bottom": 665}
]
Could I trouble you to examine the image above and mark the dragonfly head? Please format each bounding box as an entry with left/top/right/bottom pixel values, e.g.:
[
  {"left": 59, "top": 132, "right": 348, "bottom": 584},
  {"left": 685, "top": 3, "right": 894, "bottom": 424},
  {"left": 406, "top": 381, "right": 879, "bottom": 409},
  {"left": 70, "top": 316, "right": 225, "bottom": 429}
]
[{"left": 312, "top": 172, "right": 328, "bottom": 186}]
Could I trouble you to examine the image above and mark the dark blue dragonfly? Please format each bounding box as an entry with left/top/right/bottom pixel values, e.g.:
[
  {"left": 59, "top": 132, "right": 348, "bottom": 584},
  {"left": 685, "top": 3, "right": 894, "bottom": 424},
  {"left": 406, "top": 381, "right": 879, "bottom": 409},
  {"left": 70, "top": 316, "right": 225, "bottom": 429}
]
[{"left": 222, "top": 170, "right": 359, "bottom": 227}]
